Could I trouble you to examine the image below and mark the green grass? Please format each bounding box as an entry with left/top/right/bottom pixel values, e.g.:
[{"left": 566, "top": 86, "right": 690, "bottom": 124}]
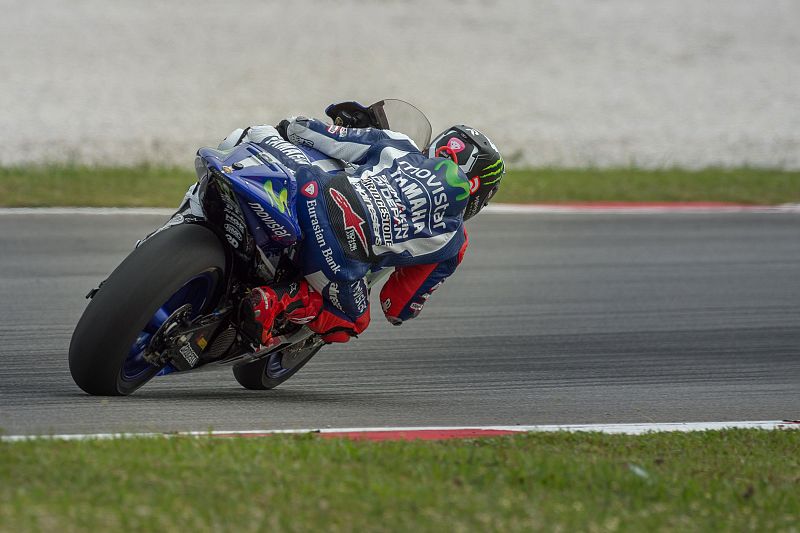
[
  {"left": 0, "top": 165, "right": 798, "bottom": 207},
  {"left": 494, "top": 167, "right": 800, "bottom": 205},
  {"left": 0, "top": 165, "right": 195, "bottom": 207},
  {"left": 1, "top": 430, "right": 798, "bottom": 532}
]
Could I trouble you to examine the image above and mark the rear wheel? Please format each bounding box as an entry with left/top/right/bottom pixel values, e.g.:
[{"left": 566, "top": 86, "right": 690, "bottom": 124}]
[
  {"left": 69, "top": 224, "right": 226, "bottom": 396},
  {"left": 232, "top": 336, "right": 324, "bottom": 390}
]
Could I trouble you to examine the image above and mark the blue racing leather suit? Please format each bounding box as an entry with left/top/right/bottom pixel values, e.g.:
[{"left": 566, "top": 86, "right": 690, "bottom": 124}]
[{"left": 241, "top": 119, "right": 471, "bottom": 341}]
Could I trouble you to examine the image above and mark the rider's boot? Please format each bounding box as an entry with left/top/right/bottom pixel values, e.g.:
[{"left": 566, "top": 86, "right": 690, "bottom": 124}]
[{"left": 240, "top": 281, "right": 323, "bottom": 345}]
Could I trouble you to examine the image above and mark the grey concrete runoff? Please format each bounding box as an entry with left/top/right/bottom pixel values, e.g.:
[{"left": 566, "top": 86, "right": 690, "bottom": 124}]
[
  {"left": 0, "top": 212, "right": 798, "bottom": 435},
  {"left": 2, "top": 0, "right": 800, "bottom": 169}
]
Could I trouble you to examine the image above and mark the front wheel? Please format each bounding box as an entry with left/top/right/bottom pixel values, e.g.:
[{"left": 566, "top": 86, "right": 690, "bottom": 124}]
[
  {"left": 232, "top": 336, "right": 324, "bottom": 390},
  {"left": 69, "top": 224, "right": 226, "bottom": 396}
]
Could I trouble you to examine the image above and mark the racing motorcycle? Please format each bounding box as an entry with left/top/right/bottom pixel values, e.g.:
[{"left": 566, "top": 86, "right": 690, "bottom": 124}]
[{"left": 68, "top": 100, "right": 432, "bottom": 396}]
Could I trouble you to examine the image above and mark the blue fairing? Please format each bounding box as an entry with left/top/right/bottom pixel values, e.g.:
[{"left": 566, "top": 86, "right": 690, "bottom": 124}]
[{"left": 197, "top": 143, "right": 303, "bottom": 249}]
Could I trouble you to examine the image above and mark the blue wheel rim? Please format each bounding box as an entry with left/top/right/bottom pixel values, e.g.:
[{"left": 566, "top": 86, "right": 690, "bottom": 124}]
[
  {"left": 265, "top": 341, "right": 321, "bottom": 380},
  {"left": 266, "top": 353, "right": 291, "bottom": 379},
  {"left": 121, "top": 271, "right": 217, "bottom": 382}
]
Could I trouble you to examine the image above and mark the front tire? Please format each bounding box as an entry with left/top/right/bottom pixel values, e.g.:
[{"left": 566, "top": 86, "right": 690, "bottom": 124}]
[
  {"left": 232, "top": 336, "right": 324, "bottom": 390},
  {"left": 69, "top": 224, "right": 226, "bottom": 396}
]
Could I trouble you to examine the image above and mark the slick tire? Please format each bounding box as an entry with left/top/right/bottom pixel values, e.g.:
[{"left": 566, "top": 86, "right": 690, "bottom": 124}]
[
  {"left": 68, "top": 224, "right": 226, "bottom": 396},
  {"left": 232, "top": 338, "right": 323, "bottom": 390}
]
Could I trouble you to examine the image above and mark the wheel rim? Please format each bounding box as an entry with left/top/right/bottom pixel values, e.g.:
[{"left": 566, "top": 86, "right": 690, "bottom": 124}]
[
  {"left": 121, "top": 271, "right": 218, "bottom": 382},
  {"left": 265, "top": 353, "right": 291, "bottom": 379},
  {"left": 265, "top": 340, "right": 321, "bottom": 379}
]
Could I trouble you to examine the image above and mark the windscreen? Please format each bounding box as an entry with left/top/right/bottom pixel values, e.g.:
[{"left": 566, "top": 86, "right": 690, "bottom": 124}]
[{"left": 369, "top": 99, "right": 433, "bottom": 150}]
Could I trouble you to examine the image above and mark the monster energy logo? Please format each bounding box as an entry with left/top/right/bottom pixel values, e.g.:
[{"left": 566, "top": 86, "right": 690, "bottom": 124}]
[
  {"left": 480, "top": 158, "right": 505, "bottom": 185},
  {"left": 263, "top": 180, "right": 289, "bottom": 213},
  {"left": 434, "top": 159, "right": 470, "bottom": 201}
]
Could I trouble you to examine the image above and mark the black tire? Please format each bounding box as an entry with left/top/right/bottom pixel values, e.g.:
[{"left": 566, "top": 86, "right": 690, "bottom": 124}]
[
  {"left": 232, "top": 337, "right": 324, "bottom": 390},
  {"left": 69, "top": 224, "right": 226, "bottom": 396}
]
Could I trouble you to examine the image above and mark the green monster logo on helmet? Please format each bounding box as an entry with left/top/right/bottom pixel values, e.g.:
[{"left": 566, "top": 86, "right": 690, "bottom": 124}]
[{"left": 480, "top": 158, "right": 505, "bottom": 185}]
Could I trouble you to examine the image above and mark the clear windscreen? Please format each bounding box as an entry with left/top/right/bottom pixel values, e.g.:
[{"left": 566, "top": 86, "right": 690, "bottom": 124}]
[{"left": 369, "top": 99, "right": 433, "bottom": 150}]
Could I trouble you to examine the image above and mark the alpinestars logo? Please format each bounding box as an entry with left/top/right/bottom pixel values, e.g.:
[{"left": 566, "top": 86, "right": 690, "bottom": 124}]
[{"left": 329, "top": 188, "right": 369, "bottom": 253}]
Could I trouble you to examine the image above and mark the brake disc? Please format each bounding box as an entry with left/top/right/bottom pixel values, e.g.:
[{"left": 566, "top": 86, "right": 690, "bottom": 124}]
[{"left": 143, "top": 304, "right": 193, "bottom": 366}]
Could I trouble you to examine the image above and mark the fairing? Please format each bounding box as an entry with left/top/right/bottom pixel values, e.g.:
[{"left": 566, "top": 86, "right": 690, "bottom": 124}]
[{"left": 196, "top": 143, "right": 302, "bottom": 251}]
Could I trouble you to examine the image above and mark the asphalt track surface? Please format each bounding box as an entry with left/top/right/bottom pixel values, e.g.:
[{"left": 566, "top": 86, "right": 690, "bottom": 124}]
[{"left": 1, "top": 212, "right": 798, "bottom": 435}]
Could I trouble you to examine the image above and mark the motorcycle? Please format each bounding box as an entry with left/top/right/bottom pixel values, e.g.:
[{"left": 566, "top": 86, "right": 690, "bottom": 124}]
[{"left": 68, "top": 100, "right": 432, "bottom": 396}]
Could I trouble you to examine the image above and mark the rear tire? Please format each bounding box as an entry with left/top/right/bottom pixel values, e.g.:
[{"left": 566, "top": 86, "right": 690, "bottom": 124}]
[
  {"left": 68, "top": 224, "right": 226, "bottom": 396},
  {"left": 232, "top": 337, "right": 324, "bottom": 390}
]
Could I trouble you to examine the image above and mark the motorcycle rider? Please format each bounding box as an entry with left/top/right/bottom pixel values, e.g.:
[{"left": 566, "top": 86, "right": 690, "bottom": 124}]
[{"left": 230, "top": 105, "right": 505, "bottom": 345}]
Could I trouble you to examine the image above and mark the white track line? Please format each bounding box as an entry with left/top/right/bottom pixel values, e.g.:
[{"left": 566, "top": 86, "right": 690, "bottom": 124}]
[
  {"left": 1, "top": 204, "right": 799, "bottom": 216},
  {"left": 3, "top": 420, "right": 797, "bottom": 442},
  {"left": 0, "top": 207, "right": 174, "bottom": 216}
]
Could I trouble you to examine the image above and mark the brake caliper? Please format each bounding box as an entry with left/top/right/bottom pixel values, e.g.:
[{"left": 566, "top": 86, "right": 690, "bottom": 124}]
[{"left": 143, "top": 304, "right": 196, "bottom": 369}]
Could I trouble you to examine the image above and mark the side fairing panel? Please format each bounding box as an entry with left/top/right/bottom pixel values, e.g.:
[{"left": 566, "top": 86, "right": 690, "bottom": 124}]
[{"left": 197, "top": 144, "right": 301, "bottom": 249}]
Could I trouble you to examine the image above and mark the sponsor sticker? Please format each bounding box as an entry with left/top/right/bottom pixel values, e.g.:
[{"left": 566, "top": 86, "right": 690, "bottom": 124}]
[
  {"left": 248, "top": 202, "right": 291, "bottom": 239},
  {"left": 301, "top": 181, "right": 318, "bottom": 198},
  {"left": 469, "top": 176, "right": 481, "bottom": 194},
  {"left": 224, "top": 223, "right": 243, "bottom": 240},
  {"left": 261, "top": 136, "right": 311, "bottom": 165},
  {"left": 224, "top": 212, "right": 245, "bottom": 232},
  {"left": 392, "top": 160, "right": 450, "bottom": 234},
  {"left": 328, "top": 282, "right": 343, "bottom": 311},
  {"left": 179, "top": 344, "right": 199, "bottom": 367},
  {"left": 352, "top": 281, "right": 368, "bottom": 314},
  {"left": 447, "top": 137, "right": 466, "bottom": 153},
  {"left": 307, "top": 199, "right": 341, "bottom": 274},
  {"left": 329, "top": 188, "right": 369, "bottom": 253},
  {"left": 263, "top": 180, "right": 289, "bottom": 214},
  {"left": 356, "top": 176, "right": 398, "bottom": 247},
  {"left": 327, "top": 125, "right": 348, "bottom": 137},
  {"left": 290, "top": 134, "right": 314, "bottom": 148}
]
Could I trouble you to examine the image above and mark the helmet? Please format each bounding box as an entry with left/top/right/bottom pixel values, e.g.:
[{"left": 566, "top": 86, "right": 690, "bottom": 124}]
[{"left": 427, "top": 125, "right": 504, "bottom": 220}]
